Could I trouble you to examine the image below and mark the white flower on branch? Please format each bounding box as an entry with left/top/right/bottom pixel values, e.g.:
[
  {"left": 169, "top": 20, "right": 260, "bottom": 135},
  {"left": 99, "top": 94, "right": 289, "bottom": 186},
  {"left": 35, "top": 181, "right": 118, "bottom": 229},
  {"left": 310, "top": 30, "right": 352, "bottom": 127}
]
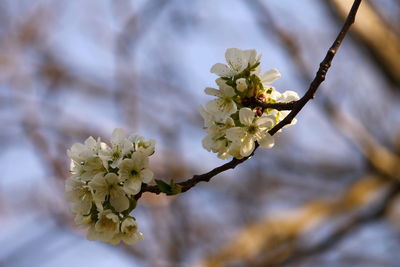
[
  {"left": 89, "top": 173, "right": 129, "bottom": 212},
  {"left": 65, "top": 176, "right": 94, "bottom": 215},
  {"left": 89, "top": 209, "right": 120, "bottom": 243},
  {"left": 105, "top": 217, "right": 144, "bottom": 245},
  {"left": 99, "top": 128, "right": 133, "bottom": 169},
  {"left": 210, "top": 48, "right": 261, "bottom": 78},
  {"left": 205, "top": 78, "right": 237, "bottom": 120},
  {"left": 119, "top": 152, "right": 154, "bottom": 196},
  {"left": 66, "top": 129, "right": 155, "bottom": 245},
  {"left": 261, "top": 68, "right": 281, "bottom": 87},
  {"left": 236, "top": 78, "right": 248, "bottom": 92},
  {"left": 129, "top": 134, "right": 155, "bottom": 156},
  {"left": 226, "top": 108, "right": 275, "bottom": 157},
  {"left": 201, "top": 48, "right": 299, "bottom": 159}
]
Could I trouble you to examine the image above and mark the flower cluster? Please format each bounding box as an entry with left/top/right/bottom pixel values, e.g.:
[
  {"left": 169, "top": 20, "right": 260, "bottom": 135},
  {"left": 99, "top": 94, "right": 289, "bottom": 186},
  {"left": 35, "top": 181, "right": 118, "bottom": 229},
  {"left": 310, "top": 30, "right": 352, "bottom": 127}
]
[
  {"left": 65, "top": 128, "right": 155, "bottom": 245},
  {"left": 200, "top": 48, "right": 299, "bottom": 159}
]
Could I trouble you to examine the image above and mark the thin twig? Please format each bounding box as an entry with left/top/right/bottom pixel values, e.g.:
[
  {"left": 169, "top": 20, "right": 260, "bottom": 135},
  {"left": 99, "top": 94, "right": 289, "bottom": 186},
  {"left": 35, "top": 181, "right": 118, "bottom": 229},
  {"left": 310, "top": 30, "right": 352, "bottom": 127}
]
[
  {"left": 135, "top": 0, "right": 363, "bottom": 199},
  {"left": 249, "top": 98, "right": 297, "bottom": 111}
]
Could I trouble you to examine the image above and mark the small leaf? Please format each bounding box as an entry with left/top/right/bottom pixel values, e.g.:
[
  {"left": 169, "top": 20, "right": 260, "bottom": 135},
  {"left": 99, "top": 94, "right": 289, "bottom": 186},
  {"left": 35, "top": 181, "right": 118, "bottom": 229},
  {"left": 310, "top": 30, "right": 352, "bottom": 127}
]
[
  {"left": 169, "top": 180, "right": 182, "bottom": 195},
  {"left": 155, "top": 179, "right": 172, "bottom": 194},
  {"left": 155, "top": 179, "right": 182, "bottom": 195}
]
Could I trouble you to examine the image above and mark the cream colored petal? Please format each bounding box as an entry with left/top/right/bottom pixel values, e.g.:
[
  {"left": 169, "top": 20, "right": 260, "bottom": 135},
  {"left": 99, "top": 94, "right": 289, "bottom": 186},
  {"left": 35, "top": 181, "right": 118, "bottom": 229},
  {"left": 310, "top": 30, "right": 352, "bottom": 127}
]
[
  {"left": 226, "top": 127, "right": 245, "bottom": 142},
  {"left": 261, "top": 68, "right": 281, "bottom": 84},
  {"left": 210, "top": 63, "right": 234, "bottom": 77},
  {"left": 110, "top": 188, "right": 129, "bottom": 212},
  {"left": 205, "top": 99, "right": 221, "bottom": 113},
  {"left": 111, "top": 128, "right": 126, "bottom": 145},
  {"left": 240, "top": 137, "right": 255, "bottom": 157},
  {"left": 255, "top": 116, "right": 274, "bottom": 129},
  {"left": 258, "top": 133, "right": 275, "bottom": 149},
  {"left": 131, "top": 152, "right": 149, "bottom": 169},
  {"left": 221, "top": 85, "right": 236, "bottom": 97},
  {"left": 204, "top": 87, "right": 222, "bottom": 97},
  {"left": 239, "top": 108, "right": 255, "bottom": 126},
  {"left": 281, "top": 90, "right": 300, "bottom": 102},
  {"left": 225, "top": 48, "right": 246, "bottom": 73},
  {"left": 140, "top": 169, "right": 154, "bottom": 184},
  {"left": 123, "top": 178, "right": 142, "bottom": 195},
  {"left": 223, "top": 101, "right": 237, "bottom": 116},
  {"left": 104, "top": 173, "right": 120, "bottom": 185}
]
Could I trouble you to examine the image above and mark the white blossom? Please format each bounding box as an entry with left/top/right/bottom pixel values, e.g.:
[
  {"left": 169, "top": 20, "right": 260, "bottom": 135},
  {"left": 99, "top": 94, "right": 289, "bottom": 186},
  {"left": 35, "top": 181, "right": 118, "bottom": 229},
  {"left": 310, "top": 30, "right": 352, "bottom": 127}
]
[
  {"left": 120, "top": 217, "right": 144, "bottom": 244},
  {"left": 99, "top": 128, "right": 133, "bottom": 169},
  {"left": 66, "top": 129, "right": 155, "bottom": 245},
  {"left": 65, "top": 176, "right": 94, "bottom": 215},
  {"left": 67, "top": 136, "right": 99, "bottom": 163},
  {"left": 210, "top": 48, "right": 261, "bottom": 77},
  {"left": 205, "top": 79, "right": 237, "bottom": 120},
  {"left": 129, "top": 134, "right": 155, "bottom": 156},
  {"left": 89, "top": 173, "right": 129, "bottom": 212},
  {"left": 226, "top": 108, "right": 275, "bottom": 157},
  {"left": 277, "top": 90, "right": 300, "bottom": 125},
  {"left": 119, "top": 152, "right": 154, "bottom": 195},
  {"left": 89, "top": 209, "right": 120, "bottom": 242},
  {"left": 236, "top": 78, "right": 247, "bottom": 92},
  {"left": 202, "top": 117, "right": 234, "bottom": 157},
  {"left": 199, "top": 105, "right": 222, "bottom": 128},
  {"left": 201, "top": 48, "right": 300, "bottom": 159},
  {"left": 261, "top": 68, "right": 281, "bottom": 87}
]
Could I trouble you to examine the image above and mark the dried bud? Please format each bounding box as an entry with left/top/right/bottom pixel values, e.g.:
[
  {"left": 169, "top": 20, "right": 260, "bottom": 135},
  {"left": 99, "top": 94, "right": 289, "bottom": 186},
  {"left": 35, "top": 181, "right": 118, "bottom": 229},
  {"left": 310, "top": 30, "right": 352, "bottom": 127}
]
[
  {"left": 256, "top": 107, "right": 263, "bottom": 117},
  {"left": 257, "top": 94, "right": 266, "bottom": 100}
]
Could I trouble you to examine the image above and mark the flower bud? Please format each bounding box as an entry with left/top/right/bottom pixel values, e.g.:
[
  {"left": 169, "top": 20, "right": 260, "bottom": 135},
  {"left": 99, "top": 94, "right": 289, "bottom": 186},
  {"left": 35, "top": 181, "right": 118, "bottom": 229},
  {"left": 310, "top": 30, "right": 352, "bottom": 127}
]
[{"left": 236, "top": 78, "right": 247, "bottom": 92}]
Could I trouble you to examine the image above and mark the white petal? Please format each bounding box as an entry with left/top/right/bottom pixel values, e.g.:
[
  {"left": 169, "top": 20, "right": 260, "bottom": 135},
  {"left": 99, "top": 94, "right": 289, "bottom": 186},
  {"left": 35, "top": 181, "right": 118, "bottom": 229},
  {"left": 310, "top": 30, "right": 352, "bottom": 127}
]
[
  {"left": 110, "top": 189, "right": 129, "bottom": 212},
  {"left": 221, "top": 85, "right": 236, "bottom": 97},
  {"left": 206, "top": 99, "right": 221, "bottom": 113},
  {"left": 202, "top": 135, "right": 214, "bottom": 151},
  {"left": 226, "top": 127, "right": 245, "bottom": 142},
  {"left": 124, "top": 178, "right": 141, "bottom": 195},
  {"left": 215, "top": 78, "right": 228, "bottom": 88},
  {"left": 140, "top": 169, "right": 154, "bottom": 184},
  {"left": 255, "top": 116, "right": 274, "bottom": 129},
  {"left": 210, "top": 63, "right": 234, "bottom": 77},
  {"left": 105, "top": 173, "right": 120, "bottom": 185},
  {"left": 111, "top": 128, "right": 125, "bottom": 146},
  {"left": 281, "top": 90, "right": 300, "bottom": 102},
  {"left": 258, "top": 133, "right": 275, "bottom": 149},
  {"left": 243, "top": 49, "right": 259, "bottom": 65},
  {"left": 131, "top": 152, "right": 149, "bottom": 169},
  {"left": 240, "top": 137, "right": 255, "bottom": 157},
  {"left": 225, "top": 48, "right": 246, "bottom": 73},
  {"left": 261, "top": 69, "right": 281, "bottom": 84},
  {"left": 239, "top": 108, "right": 255, "bottom": 126},
  {"left": 220, "top": 101, "right": 237, "bottom": 118},
  {"left": 198, "top": 105, "right": 214, "bottom": 127},
  {"left": 236, "top": 78, "right": 247, "bottom": 92},
  {"left": 204, "top": 87, "right": 222, "bottom": 97}
]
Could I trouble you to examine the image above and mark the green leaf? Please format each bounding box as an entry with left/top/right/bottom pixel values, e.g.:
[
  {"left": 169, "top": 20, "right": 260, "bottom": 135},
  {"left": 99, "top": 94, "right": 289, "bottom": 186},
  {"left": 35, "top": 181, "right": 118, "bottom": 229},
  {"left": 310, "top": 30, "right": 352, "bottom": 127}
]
[
  {"left": 155, "top": 179, "right": 172, "bottom": 194},
  {"left": 155, "top": 179, "right": 182, "bottom": 195},
  {"left": 169, "top": 180, "right": 182, "bottom": 195}
]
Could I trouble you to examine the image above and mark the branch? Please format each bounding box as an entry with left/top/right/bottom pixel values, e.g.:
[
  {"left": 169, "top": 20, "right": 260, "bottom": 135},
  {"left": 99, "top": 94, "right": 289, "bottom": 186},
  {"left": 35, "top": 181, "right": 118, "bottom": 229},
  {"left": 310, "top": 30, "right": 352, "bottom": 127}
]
[
  {"left": 136, "top": 0, "right": 363, "bottom": 199},
  {"left": 276, "top": 181, "right": 400, "bottom": 266},
  {"left": 247, "top": 98, "right": 297, "bottom": 111},
  {"left": 268, "top": 0, "right": 362, "bottom": 135}
]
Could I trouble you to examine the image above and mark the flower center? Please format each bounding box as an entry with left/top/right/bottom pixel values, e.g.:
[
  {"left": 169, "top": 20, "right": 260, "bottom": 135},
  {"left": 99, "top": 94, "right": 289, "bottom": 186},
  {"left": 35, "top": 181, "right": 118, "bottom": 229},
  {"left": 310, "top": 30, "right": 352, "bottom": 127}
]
[
  {"left": 248, "top": 125, "right": 257, "bottom": 134},
  {"left": 112, "top": 151, "right": 120, "bottom": 160}
]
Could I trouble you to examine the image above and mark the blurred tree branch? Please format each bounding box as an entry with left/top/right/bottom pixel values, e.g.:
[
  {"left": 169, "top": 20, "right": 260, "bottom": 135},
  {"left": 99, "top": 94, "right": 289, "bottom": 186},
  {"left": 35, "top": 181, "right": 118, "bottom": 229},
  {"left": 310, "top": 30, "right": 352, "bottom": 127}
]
[{"left": 328, "top": 0, "right": 400, "bottom": 85}]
